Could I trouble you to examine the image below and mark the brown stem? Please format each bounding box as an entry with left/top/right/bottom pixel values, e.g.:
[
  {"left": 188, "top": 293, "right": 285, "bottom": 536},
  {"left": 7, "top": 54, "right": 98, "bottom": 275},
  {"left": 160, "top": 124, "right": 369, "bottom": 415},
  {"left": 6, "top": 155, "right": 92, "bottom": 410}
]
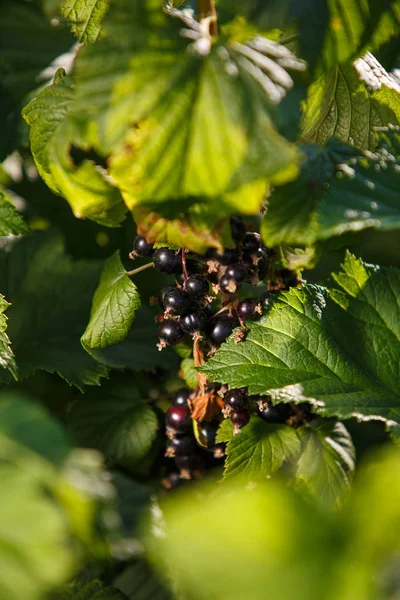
[
  {"left": 126, "top": 262, "right": 154, "bottom": 277},
  {"left": 198, "top": 0, "right": 217, "bottom": 36},
  {"left": 181, "top": 249, "right": 189, "bottom": 284}
]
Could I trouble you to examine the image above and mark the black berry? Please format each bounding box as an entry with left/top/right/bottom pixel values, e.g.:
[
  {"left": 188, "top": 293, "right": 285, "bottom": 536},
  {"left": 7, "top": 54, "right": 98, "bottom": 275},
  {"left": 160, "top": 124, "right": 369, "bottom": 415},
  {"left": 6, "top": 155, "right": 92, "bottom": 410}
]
[
  {"left": 258, "top": 405, "right": 282, "bottom": 423},
  {"left": 207, "top": 315, "right": 235, "bottom": 345},
  {"left": 158, "top": 319, "right": 184, "bottom": 346},
  {"left": 230, "top": 216, "right": 246, "bottom": 241},
  {"left": 198, "top": 421, "right": 219, "bottom": 449},
  {"left": 162, "top": 287, "right": 192, "bottom": 315},
  {"left": 280, "top": 269, "right": 298, "bottom": 289},
  {"left": 224, "top": 389, "right": 247, "bottom": 412},
  {"left": 134, "top": 235, "right": 154, "bottom": 257},
  {"left": 173, "top": 388, "right": 191, "bottom": 406},
  {"left": 231, "top": 409, "right": 250, "bottom": 431},
  {"left": 185, "top": 274, "right": 209, "bottom": 298},
  {"left": 236, "top": 298, "right": 258, "bottom": 321},
  {"left": 214, "top": 248, "right": 240, "bottom": 265},
  {"left": 180, "top": 311, "right": 207, "bottom": 334},
  {"left": 166, "top": 435, "right": 196, "bottom": 456},
  {"left": 153, "top": 247, "right": 182, "bottom": 274},
  {"left": 177, "top": 260, "right": 202, "bottom": 284},
  {"left": 243, "top": 232, "right": 261, "bottom": 254},
  {"left": 166, "top": 405, "right": 191, "bottom": 431},
  {"left": 260, "top": 291, "right": 271, "bottom": 308},
  {"left": 256, "top": 249, "right": 269, "bottom": 280},
  {"left": 219, "top": 274, "right": 237, "bottom": 294},
  {"left": 225, "top": 263, "right": 247, "bottom": 283}
]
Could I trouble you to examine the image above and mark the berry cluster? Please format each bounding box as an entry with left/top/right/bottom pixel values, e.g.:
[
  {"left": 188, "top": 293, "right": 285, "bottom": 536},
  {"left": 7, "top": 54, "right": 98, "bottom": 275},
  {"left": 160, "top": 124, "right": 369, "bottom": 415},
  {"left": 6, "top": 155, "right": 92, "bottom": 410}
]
[
  {"left": 130, "top": 218, "right": 303, "bottom": 482},
  {"left": 164, "top": 388, "right": 223, "bottom": 481}
]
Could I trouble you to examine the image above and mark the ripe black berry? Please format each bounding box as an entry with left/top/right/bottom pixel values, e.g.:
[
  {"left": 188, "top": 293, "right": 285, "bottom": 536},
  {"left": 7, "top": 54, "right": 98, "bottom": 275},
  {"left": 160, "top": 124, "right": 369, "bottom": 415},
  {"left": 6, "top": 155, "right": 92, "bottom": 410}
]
[
  {"left": 243, "top": 232, "right": 261, "bottom": 254},
  {"left": 158, "top": 319, "right": 184, "bottom": 346},
  {"left": 134, "top": 235, "right": 154, "bottom": 257},
  {"left": 214, "top": 248, "right": 240, "bottom": 265},
  {"left": 280, "top": 269, "right": 298, "bottom": 289},
  {"left": 219, "top": 274, "right": 237, "bottom": 294},
  {"left": 258, "top": 405, "right": 282, "bottom": 423},
  {"left": 177, "top": 260, "right": 202, "bottom": 285},
  {"left": 224, "top": 389, "right": 247, "bottom": 413},
  {"left": 166, "top": 405, "right": 191, "bottom": 431},
  {"left": 207, "top": 315, "right": 235, "bottom": 345},
  {"left": 174, "top": 454, "right": 202, "bottom": 478},
  {"left": 162, "top": 287, "right": 192, "bottom": 315},
  {"left": 185, "top": 274, "right": 209, "bottom": 298},
  {"left": 153, "top": 247, "right": 182, "bottom": 274},
  {"left": 180, "top": 311, "right": 207, "bottom": 334},
  {"left": 260, "top": 291, "right": 271, "bottom": 308},
  {"left": 231, "top": 409, "right": 250, "bottom": 432},
  {"left": 225, "top": 263, "right": 247, "bottom": 283},
  {"left": 173, "top": 388, "right": 191, "bottom": 406},
  {"left": 166, "top": 435, "right": 196, "bottom": 456},
  {"left": 198, "top": 421, "right": 218, "bottom": 449},
  {"left": 230, "top": 216, "right": 246, "bottom": 241},
  {"left": 236, "top": 298, "right": 258, "bottom": 321},
  {"left": 256, "top": 249, "right": 269, "bottom": 280}
]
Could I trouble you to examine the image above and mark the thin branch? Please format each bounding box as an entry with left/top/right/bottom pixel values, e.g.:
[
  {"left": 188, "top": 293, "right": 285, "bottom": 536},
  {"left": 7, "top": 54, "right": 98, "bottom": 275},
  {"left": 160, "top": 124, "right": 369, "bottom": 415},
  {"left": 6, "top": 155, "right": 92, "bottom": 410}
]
[
  {"left": 278, "top": 33, "right": 299, "bottom": 46},
  {"left": 126, "top": 262, "right": 154, "bottom": 277}
]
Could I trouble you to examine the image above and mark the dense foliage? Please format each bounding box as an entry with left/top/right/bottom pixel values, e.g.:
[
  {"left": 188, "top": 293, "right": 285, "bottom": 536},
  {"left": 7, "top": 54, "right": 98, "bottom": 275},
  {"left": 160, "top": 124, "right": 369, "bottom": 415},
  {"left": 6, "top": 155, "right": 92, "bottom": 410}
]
[{"left": 1, "top": 0, "right": 400, "bottom": 598}]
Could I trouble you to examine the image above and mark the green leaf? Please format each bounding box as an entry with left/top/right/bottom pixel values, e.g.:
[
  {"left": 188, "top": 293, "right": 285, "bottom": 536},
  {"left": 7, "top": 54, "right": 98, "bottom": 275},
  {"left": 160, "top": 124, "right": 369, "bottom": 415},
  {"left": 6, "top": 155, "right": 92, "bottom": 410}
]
[
  {"left": 0, "top": 464, "right": 74, "bottom": 600},
  {"left": 0, "top": 0, "right": 73, "bottom": 159},
  {"left": 217, "top": 416, "right": 301, "bottom": 481},
  {"left": 22, "top": 69, "right": 127, "bottom": 228},
  {"left": 60, "top": 0, "right": 110, "bottom": 43},
  {"left": 68, "top": 375, "right": 159, "bottom": 472},
  {"left": 261, "top": 132, "right": 400, "bottom": 247},
  {"left": 302, "top": 59, "right": 400, "bottom": 150},
  {"left": 0, "top": 294, "right": 17, "bottom": 378},
  {"left": 180, "top": 358, "right": 198, "bottom": 389},
  {"left": 0, "top": 231, "right": 109, "bottom": 389},
  {"left": 55, "top": 579, "right": 126, "bottom": 599},
  {"left": 112, "top": 472, "right": 150, "bottom": 537},
  {"left": 82, "top": 251, "right": 141, "bottom": 350},
  {"left": 114, "top": 560, "right": 172, "bottom": 600},
  {"left": 67, "top": 1, "right": 302, "bottom": 222},
  {"left": 295, "top": 420, "right": 355, "bottom": 507},
  {"left": 0, "top": 191, "right": 29, "bottom": 236},
  {"left": 0, "top": 394, "right": 70, "bottom": 465},
  {"left": 201, "top": 253, "right": 400, "bottom": 426}
]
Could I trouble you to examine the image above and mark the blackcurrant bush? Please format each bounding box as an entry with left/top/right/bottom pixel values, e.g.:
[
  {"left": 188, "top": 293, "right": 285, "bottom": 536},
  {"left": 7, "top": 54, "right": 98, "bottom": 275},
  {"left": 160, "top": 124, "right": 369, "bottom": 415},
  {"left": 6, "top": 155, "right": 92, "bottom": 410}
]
[
  {"left": 207, "top": 315, "right": 235, "bottom": 345},
  {"left": 166, "top": 405, "right": 191, "bottom": 431},
  {"left": 236, "top": 298, "right": 258, "bottom": 321},
  {"left": 173, "top": 388, "right": 191, "bottom": 406},
  {"left": 280, "top": 269, "right": 298, "bottom": 289},
  {"left": 224, "top": 389, "right": 247, "bottom": 412},
  {"left": 219, "top": 274, "right": 237, "bottom": 294},
  {"left": 176, "top": 260, "right": 202, "bottom": 284},
  {"left": 174, "top": 454, "right": 202, "bottom": 478},
  {"left": 185, "top": 274, "right": 209, "bottom": 298},
  {"left": 256, "top": 249, "right": 269, "bottom": 280},
  {"left": 158, "top": 319, "right": 184, "bottom": 346},
  {"left": 134, "top": 235, "right": 154, "bottom": 257},
  {"left": 231, "top": 409, "right": 250, "bottom": 432},
  {"left": 180, "top": 311, "right": 207, "bottom": 334},
  {"left": 243, "top": 251, "right": 255, "bottom": 271},
  {"left": 162, "top": 287, "right": 193, "bottom": 315},
  {"left": 225, "top": 263, "right": 247, "bottom": 283},
  {"left": 153, "top": 247, "right": 182, "bottom": 274},
  {"left": 260, "top": 290, "right": 278, "bottom": 308},
  {"left": 214, "top": 248, "right": 240, "bottom": 265},
  {"left": 230, "top": 216, "right": 246, "bottom": 241},
  {"left": 166, "top": 435, "right": 196, "bottom": 456},
  {"left": 243, "top": 232, "right": 261, "bottom": 254}
]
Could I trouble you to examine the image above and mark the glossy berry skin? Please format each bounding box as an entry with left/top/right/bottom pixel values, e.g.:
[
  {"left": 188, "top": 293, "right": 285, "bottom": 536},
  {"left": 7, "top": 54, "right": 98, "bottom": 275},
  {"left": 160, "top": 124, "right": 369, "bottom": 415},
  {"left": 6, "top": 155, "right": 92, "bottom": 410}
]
[
  {"left": 162, "top": 287, "right": 192, "bottom": 315},
  {"left": 230, "top": 216, "right": 246, "bottom": 241},
  {"left": 258, "top": 405, "right": 282, "bottom": 423},
  {"left": 158, "top": 319, "right": 184, "bottom": 346},
  {"left": 281, "top": 269, "right": 298, "bottom": 289},
  {"left": 185, "top": 274, "right": 209, "bottom": 298},
  {"left": 257, "top": 249, "right": 269, "bottom": 280},
  {"left": 224, "top": 389, "right": 247, "bottom": 412},
  {"left": 236, "top": 298, "right": 258, "bottom": 320},
  {"left": 219, "top": 274, "right": 237, "bottom": 294},
  {"left": 180, "top": 311, "right": 207, "bottom": 334},
  {"left": 199, "top": 421, "right": 218, "bottom": 449},
  {"left": 231, "top": 410, "right": 250, "bottom": 429},
  {"left": 177, "top": 260, "right": 202, "bottom": 285},
  {"left": 226, "top": 263, "right": 247, "bottom": 283},
  {"left": 173, "top": 388, "right": 191, "bottom": 406},
  {"left": 166, "top": 405, "right": 191, "bottom": 431},
  {"left": 134, "top": 235, "right": 154, "bottom": 257},
  {"left": 207, "top": 315, "right": 235, "bottom": 345},
  {"left": 243, "top": 232, "right": 261, "bottom": 254},
  {"left": 167, "top": 435, "right": 196, "bottom": 456},
  {"left": 260, "top": 291, "right": 271, "bottom": 308},
  {"left": 153, "top": 247, "right": 182, "bottom": 274}
]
